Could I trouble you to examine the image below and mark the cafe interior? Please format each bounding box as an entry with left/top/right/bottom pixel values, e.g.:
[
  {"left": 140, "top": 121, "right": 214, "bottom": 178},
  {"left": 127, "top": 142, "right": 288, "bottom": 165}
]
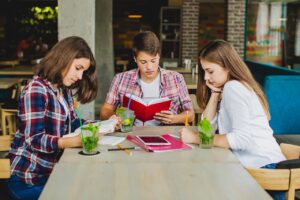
[{"left": 1, "top": 0, "right": 300, "bottom": 199}]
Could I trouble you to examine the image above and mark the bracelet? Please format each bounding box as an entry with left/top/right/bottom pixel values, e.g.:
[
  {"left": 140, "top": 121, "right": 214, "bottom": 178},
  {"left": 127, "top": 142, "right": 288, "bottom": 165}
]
[{"left": 211, "top": 90, "right": 222, "bottom": 93}]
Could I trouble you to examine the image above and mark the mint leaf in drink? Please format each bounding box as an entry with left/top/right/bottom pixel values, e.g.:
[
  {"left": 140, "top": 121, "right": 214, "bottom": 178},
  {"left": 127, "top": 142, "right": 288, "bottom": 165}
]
[
  {"left": 198, "top": 118, "right": 212, "bottom": 135},
  {"left": 82, "top": 123, "right": 99, "bottom": 137},
  {"left": 81, "top": 123, "right": 100, "bottom": 154},
  {"left": 198, "top": 118, "right": 214, "bottom": 146},
  {"left": 116, "top": 106, "right": 126, "bottom": 116}
]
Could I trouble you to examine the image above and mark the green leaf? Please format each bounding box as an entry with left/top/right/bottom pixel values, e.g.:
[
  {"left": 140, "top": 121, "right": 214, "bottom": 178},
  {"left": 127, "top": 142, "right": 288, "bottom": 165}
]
[
  {"left": 198, "top": 118, "right": 212, "bottom": 135},
  {"left": 81, "top": 123, "right": 100, "bottom": 153},
  {"left": 116, "top": 106, "right": 126, "bottom": 116},
  {"left": 82, "top": 123, "right": 100, "bottom": 137}
]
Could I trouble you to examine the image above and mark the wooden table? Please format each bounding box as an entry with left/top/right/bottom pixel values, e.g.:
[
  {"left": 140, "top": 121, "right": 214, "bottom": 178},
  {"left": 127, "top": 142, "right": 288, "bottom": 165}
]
[
  {"left": 40, "top": 126, "right": 272, "bottom": 200},
  {"left": 183, "top": 73, "right": 198, "bottom": 89},
  {"left": 0, "top": 78, "right": 23, "bottom": 89},
  {"left": 0, "top": 60, "right": 20, "bottom": 67},
  {"left": 166, "top": 67, "right": 192, "bottom": 74},
  {"left": 0, "top": 65, "right": 35, "bottom": 76}
]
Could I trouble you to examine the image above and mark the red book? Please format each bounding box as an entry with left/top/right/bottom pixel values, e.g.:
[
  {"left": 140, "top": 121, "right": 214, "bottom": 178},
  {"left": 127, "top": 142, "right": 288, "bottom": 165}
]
[
  {"left": 123, "top": 94, "right": 171, "bottom": 122},
  {"left": 127, "top": 134, "right": 192, "bottom": 153}
]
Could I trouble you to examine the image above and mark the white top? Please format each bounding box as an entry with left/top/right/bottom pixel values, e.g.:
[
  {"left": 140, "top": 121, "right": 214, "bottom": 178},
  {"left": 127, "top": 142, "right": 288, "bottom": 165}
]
[
  {"left": 140, "top": 74, "right": 160, "bottom": 98},
  {"left": 214, "top": 80, "right": 285, "bottom": 168},
  {"left": 138, "top": 74, "right": 161, "bottom": 126}
]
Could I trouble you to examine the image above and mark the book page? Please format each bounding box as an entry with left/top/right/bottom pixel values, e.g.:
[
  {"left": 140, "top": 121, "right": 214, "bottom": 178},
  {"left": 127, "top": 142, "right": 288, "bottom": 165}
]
[
  {"left": 140, "top": 97, "right": 170, "bottom": 105},
  {"left": 63, "top": 119, "right": 116, "bottom": 138},
  {"left": 125, "top": 94, "right": 146, "bottom": 106},
  {"left": 135, "top": 119, "right": 161, "bottom": 126},
  {"left": 125, "top": 94, "right": 170, "bottom": 106},
  {"left": 98, "top": 136, "right": 125, "bottom": 146}
]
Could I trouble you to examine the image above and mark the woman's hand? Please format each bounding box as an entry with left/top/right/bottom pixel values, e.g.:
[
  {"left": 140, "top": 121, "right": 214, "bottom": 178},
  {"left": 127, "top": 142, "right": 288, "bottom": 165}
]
[
  {"left": 179, "top": 128, "right": 200, "bottom": 144},
  {"left": 154, "top": 110, "right": 177, "bottom": 124},
  {"left": 72, "top": 135, "right": 82, "bottom": 147},
  {"left": 206, "top": 80, "right": 222, "bottom": 92},
  {"left": 109, "top": 114, "right": 121, "bottom": 130}
]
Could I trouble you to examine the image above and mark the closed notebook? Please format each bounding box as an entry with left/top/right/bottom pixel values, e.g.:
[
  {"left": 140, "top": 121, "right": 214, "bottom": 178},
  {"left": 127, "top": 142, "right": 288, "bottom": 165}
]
[
  {"left": 127, "top": 134, "right": 192, "bottom": 152},
  {"left": 123, "top": 94, "right": 171, "bottom": 122}
]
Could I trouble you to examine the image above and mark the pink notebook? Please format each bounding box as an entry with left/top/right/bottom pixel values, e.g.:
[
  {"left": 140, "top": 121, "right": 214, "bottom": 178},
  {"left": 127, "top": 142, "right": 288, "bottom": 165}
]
[{"left": 127, "top": 134, "right": 192, "bottom": 152}]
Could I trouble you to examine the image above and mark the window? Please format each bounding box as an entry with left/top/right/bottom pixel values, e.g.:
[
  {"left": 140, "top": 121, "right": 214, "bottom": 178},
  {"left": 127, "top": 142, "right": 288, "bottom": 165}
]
[{"left": 246, "top": 0, "right": 300, "bottom": 70}]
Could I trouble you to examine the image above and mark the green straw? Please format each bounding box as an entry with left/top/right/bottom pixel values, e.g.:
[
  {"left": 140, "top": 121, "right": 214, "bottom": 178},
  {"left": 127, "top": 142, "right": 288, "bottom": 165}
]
[{"left": 75, "top": 107, "right": 84, "bottom": 141}]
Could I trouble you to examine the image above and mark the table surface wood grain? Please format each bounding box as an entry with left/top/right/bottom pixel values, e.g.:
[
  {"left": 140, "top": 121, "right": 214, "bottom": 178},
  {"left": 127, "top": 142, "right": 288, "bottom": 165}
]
[{"left": 40, "top": 126, "right": 271, "bottom": 200}]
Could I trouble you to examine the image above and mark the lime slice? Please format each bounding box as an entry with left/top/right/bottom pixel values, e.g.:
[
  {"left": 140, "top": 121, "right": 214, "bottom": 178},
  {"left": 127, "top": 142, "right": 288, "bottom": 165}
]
[{"left": 122, "top": 118, "right": 131, "bottom": 125}]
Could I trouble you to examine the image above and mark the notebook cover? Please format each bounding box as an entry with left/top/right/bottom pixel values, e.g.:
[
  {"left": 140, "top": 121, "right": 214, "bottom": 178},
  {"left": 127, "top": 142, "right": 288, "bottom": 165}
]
[
  {"left": 123, "top": 95, "right": 171, "bottom": 122},
  {"left": 126, "top": 134, "right": 192, "bottom": 152}
]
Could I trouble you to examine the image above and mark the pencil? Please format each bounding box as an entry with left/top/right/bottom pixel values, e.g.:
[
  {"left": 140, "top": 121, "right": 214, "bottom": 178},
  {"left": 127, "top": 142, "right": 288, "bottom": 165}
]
[
  {"left": 108, "top": 147, "right": 139, "bottom": 151},
  {"left": 185, "top": 111, "right": 189, "bottom": 127},
  {"left": 117, "top": 144, "right": 133, "bottom": 156}
]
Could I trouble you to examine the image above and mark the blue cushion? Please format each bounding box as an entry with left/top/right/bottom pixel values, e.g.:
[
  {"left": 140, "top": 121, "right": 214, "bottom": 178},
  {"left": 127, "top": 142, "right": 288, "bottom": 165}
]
[{"left": 263, "top": 76, "right": 300, "bottom": 134}]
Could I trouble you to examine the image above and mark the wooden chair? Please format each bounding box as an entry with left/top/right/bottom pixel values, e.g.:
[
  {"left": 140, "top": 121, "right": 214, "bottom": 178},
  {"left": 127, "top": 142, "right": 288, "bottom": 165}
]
[
  {"left": 0, "top": 159, "right": 10, "bottom": 179},
  {"left": 280, "top": 143, "right": 300, "bottom": 160},
  {"left": 0, "top": 135, "right": 11, "bottom": 152},
  {"left": 0, "top": 135, "right": 11, "bottom": 179},
  {"left": 116, "top": 60, "right": 129, "bottom": 72},
  {"left": 1, "top": 109, "right": 17, "bottom": 135},
  {"left": 1, "top": 83, "right": 26, "bottom": 135},
  {"left": 246, "top": 143, "right": 300, "bottom": 200},
  {"left": 189, "top": 94, "right": 202, "bottom": 125}
]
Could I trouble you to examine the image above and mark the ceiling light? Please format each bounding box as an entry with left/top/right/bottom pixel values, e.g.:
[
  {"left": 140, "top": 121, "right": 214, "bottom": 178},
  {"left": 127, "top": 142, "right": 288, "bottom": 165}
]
[{"left": 128, "top": 14, "right": 142, "bottom": 19}]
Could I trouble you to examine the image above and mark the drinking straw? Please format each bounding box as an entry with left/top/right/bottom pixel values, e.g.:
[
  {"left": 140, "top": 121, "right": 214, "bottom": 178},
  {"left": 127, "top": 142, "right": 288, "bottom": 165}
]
[
  {"left": 74, "top": 100, "right": 83, "bottom": 140},
  {"left": 127, "top": 92, "right": 134, "bottom": 110}
]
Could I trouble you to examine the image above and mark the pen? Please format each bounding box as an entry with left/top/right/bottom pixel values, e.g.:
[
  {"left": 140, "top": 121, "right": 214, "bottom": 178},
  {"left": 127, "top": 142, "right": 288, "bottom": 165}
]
[
  {"left": 116, "top": 144, "right": 133, "bottom": 156},
  {"left": 185, "top": 111, "right": 189, "bottom": 127},
  {"left": 107, "top": 146, "right": 139, "bottom": 151}
]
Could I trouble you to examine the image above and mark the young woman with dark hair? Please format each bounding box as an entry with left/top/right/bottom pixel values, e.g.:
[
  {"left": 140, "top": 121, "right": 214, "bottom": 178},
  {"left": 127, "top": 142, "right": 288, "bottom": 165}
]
[{"left": 6, "top": 36, "right": 98, "bottom": 200}]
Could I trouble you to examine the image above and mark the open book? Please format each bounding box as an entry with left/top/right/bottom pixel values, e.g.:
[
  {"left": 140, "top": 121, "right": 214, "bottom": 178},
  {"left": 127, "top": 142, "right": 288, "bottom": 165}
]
[
  {"left": 63, "top": 119, "right": 117, "bottom": 138},
  {"left": 98, "top": 136, "right": 125, "bottom": 146},
  {"left": 123, "top": 94, "right": 171, "bottom": 122},
  {"left": 127, "top": 134, "right": 192, "bottom": 153}
]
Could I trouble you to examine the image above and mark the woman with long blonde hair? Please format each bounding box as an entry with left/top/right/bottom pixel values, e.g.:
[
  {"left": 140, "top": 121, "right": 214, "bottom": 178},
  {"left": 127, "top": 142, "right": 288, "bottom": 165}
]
[{"left": 180, "top": 39, "right": 285, "bottom": 169}]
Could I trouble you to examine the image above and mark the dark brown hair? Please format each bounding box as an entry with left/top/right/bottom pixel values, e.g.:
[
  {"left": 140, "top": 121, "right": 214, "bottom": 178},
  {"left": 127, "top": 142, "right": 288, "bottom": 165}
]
[
  {"left": 36, "top": 36, "right": 97, "bottom": 104},
  {"left": 197, "top": 39, "right": 270, "bottom": 119},
  {"left": 132, "top": 31, "right": 161, "bottom": 57}
]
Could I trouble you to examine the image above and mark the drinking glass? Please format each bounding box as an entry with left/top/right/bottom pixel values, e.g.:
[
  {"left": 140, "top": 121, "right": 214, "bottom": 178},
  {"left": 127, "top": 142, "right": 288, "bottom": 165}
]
[
  {"left": 199, "top": 130, "right": 215, "bottom": 149},
  {"left": 120, "top": 109, "right": 135, "bottom": 132},
  {"left": 81, "top": 129, "right": 99, "bottom": 154}
]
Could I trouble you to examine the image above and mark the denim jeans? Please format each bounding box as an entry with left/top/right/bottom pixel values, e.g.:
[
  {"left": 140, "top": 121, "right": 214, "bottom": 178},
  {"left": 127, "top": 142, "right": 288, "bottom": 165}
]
[
  {"left": 261, "top": 163, "right": 286, "bottom": 200},
  {"left": 6, "top": 175, "right": 47, "bottom": 200}
]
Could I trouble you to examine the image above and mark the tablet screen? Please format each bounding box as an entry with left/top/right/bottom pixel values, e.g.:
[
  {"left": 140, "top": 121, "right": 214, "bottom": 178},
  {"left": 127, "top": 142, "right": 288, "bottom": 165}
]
[{"left": 137, "top": 136, "right": 171, "bottom": 145}]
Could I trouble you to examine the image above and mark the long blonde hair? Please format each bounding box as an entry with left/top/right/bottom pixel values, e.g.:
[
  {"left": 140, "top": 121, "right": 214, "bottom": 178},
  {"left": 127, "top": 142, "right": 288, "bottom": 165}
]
[{"left": 196, "top": 39, "right": 270, "bottom": 119}]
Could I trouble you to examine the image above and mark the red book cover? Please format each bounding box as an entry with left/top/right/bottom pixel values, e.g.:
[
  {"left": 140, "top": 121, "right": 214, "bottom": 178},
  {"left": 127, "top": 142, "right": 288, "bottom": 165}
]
[
  {"left": 127, "top": 134, "right": 192, "bottom": 152},
  {"left": 123, "top": 94, "right": 171, "bottom": 122}
]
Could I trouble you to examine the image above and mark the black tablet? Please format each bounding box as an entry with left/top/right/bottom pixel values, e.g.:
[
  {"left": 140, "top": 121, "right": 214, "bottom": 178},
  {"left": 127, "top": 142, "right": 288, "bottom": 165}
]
[{"left": 136, "top": 135, "right": 171, "bottom": 146}]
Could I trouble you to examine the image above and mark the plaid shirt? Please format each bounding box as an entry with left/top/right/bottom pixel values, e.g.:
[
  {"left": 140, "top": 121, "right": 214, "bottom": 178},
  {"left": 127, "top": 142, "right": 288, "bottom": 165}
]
[
  {"left": 8, "top": 76, "right": 81, "bottom": 185},
  {"left": 105, "top": 68, "right": 193, "bottom": 114}
]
